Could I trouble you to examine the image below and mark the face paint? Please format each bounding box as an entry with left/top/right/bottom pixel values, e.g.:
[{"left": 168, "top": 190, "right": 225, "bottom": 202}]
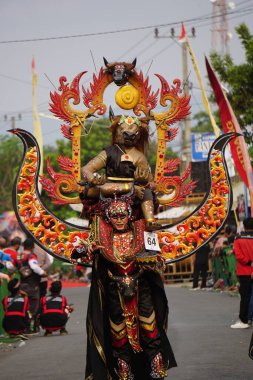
[{"left": 107, "top": 201, "right": 131, "bottom": 231}]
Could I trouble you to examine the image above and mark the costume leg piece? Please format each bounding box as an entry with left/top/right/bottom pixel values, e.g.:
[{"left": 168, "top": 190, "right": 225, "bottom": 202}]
[
  {"left": 150, "top": 352, "right": 168, "bottom": 379},
  {"left": 117, "top": 358, "right": 134, "bottom": 380}
]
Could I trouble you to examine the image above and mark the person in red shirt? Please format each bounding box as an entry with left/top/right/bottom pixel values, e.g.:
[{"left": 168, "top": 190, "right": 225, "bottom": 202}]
[
  {"left": 39, "top": 280, "right": 73, "bottom": 336},
  {"left": 12, "top": 238, "right": 47, "bottom": 333},
  {"left": 2, "top": 278, "right": 30, "bottom": 340},
  {"left": 231, "top": 217, "right": 253, "bottom": 329},
  {"left": 4, "top": 236, "right": 22, "bottom": 262}
]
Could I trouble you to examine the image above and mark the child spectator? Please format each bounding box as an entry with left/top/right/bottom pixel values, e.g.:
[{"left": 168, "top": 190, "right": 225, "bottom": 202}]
[
  {"left": 2, "top": 278, "right": 30, "bottom": 340},
  {"left": 39, "top": 280, "right": 73, "bottom": 337}
]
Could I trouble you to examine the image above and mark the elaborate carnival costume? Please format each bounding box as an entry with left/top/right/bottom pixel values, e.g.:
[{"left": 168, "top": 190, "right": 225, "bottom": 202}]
[
  {"left": 74, "top": 196, "right": 176, "bottom": 379},
  {"left": 10, "top": 58, "right": 237, "bottom": 379}
]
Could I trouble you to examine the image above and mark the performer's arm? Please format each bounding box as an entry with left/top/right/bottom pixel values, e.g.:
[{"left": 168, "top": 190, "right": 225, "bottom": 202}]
[
  {"left": 134, "top": 153, "right": 153, "bottom": 185},
  {"left": 28, "top": 256, "right": 46, "bottom": 276},
  {"left": 81, "top": 150, "right": 107, "bottom": 185}
]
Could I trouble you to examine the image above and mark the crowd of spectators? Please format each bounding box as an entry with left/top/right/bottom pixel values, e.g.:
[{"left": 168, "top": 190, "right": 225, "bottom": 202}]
[
  {"left": 188, "top": 219, "right": 253, "bottom": 359},
  {"left": 0, "top": 234, "right": 74, "bottom": 340}
]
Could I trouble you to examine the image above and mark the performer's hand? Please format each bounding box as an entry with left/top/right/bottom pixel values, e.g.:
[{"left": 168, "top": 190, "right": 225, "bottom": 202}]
[
  {"left": 71, "top": 245, "right": 89, "bottom": 263},
  {"left": 87, "top": 242, "right": 104, "bottom": 254},
  {"left": 90, "top": 173, "right": 106, "bottom": 186},
  {"left": 66, "top": 304, "right": 74, "bottom": 313},
  {"left": 134, "top": 167, "right": 149, "bottom": 185},
  {"left": 134, "top": 185, "right": 145, "bottom": 199},
  {"left": 156, "top": 254, "right": 166, "bottom": 272},
  {"left": 149, "top": 181, "right": 157, "bottom": 191}
]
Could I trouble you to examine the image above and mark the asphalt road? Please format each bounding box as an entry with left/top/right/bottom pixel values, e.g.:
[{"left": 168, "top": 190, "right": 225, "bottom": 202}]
[{"left": 0, "top": 285, "right": 252, "bottom": 380}]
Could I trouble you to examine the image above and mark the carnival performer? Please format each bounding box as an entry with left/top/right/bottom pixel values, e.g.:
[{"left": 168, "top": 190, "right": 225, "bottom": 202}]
[
  {"left": 71, "top": 194, "right": 176, "bottom": 380},
  {"left": 81, "top": 113, "right": 160, "bottom": 231}
]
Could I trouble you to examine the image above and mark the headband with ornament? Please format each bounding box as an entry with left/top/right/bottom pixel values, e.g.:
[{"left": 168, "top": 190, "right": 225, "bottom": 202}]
[
  {"left": 119, "top": 115, "right": 141, "bottom": 126},
  {"left": 101, "top": 194, "right": 133, "bottom": 223}
]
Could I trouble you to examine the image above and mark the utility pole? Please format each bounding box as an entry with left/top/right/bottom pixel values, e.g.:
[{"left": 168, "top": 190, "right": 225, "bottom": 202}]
[
  {"left": 4, "top": 114, "right": 22, "bottom": 129},
  {"left": 211, "top": 0, "right": 233, "bottom": 55},
  {"left": 181, "top": 38, "right": 191, "bottom": 173},
  {"left": 154, "top": 27, "right": 195, "bottom": 173}
]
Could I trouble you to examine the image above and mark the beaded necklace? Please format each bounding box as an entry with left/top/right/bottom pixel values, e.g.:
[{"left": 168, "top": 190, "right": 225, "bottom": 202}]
[{"left": 113, "top": 230, "right": 134, "bottom": 260}]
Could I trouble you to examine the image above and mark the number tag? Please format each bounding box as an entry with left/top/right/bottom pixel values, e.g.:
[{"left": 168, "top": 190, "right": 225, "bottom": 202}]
[{"left": 144, "top": 232, "right": 160, "bottom": 251}]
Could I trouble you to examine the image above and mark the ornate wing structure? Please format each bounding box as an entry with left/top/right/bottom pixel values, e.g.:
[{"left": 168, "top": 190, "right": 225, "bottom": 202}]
[
  {"left": 11, "top": 129, "right": 90, "bottom": 262},
  {"left": 11, "top": 128, "right": 238, "bottom": 264}
]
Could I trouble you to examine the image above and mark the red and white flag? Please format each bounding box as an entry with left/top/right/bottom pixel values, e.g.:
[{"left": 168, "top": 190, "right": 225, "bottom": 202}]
[
  {"left": 179, "top": 23, "right": 187, "bottom": 43},
  {"left": 31, "top": 56, "right": 36, "bottom": 72}
]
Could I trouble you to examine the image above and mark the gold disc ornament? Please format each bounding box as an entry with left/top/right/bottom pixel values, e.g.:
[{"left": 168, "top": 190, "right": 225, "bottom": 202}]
[{"left": 115, "top": 85, "right": 140, "bottom": 110}]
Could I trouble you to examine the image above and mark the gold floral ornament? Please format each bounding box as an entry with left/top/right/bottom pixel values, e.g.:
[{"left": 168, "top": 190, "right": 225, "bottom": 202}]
[
  {"left": 119, "top": 115, "right": 141, "bottom": 126},
  {"left": 115, "top": 85, "right": 140, "bottom": 110}
]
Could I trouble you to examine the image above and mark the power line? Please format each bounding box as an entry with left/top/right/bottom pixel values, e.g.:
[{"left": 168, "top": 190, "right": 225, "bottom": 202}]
[
  {"left": 129, "top": 27, "right": 172, "bottom": 61},
  {"left": 118, "top": 6, "right": 253, "bottom": 71},
  {"left": 1, "top": 4, "right": 251, "bottom": 122},
  {"left": 116, "top": 31, "right": 153, "bottom": 61},
  {"left": 0, "top": 73, "right": 51, "bottom": 90},
  {"left": 1, "top": 4, "right": 249, "bottom": 91},
  {"left": 236, "top": 0, "right": 253, "bottom": 9},
  {"left": 0, "top": 7, "right": 252, "bottom": 44}
]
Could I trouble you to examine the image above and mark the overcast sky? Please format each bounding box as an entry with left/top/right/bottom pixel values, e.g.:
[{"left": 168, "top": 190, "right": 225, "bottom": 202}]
[{"left": 0, "top": 0, "right": 252, "bottom": 146}]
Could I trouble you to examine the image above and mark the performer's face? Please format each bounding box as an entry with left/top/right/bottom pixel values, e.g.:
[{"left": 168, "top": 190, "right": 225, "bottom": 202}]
[{"left": 108, "top": 202, "right": 130, "bottom": 231}]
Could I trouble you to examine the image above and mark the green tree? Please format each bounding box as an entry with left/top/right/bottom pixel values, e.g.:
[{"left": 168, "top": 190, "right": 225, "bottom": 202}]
[
  {"left": 210, "top": 23, "right": 253, "bottom": 131},
  {"left": 0, "top": 135, "right": 22, "bottom": 213},
  {"left": 191, "top": 111, "right": 214, "bottom": 133}
]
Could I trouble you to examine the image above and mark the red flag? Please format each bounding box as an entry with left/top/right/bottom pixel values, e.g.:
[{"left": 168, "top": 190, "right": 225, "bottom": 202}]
[
  {"left": 206, "top": 56, "right": 253, "bottom": 214},
  {"left": 179, "top": 23, "right": 186, "bottom": 43},
  {"left": 31, "top": 56, "right": 35, "bottom": 72}
]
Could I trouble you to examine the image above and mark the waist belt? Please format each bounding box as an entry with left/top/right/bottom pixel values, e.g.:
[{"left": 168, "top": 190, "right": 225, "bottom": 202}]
[{"left": 107, "top": 177, "right": 134, "bottom": 182}]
